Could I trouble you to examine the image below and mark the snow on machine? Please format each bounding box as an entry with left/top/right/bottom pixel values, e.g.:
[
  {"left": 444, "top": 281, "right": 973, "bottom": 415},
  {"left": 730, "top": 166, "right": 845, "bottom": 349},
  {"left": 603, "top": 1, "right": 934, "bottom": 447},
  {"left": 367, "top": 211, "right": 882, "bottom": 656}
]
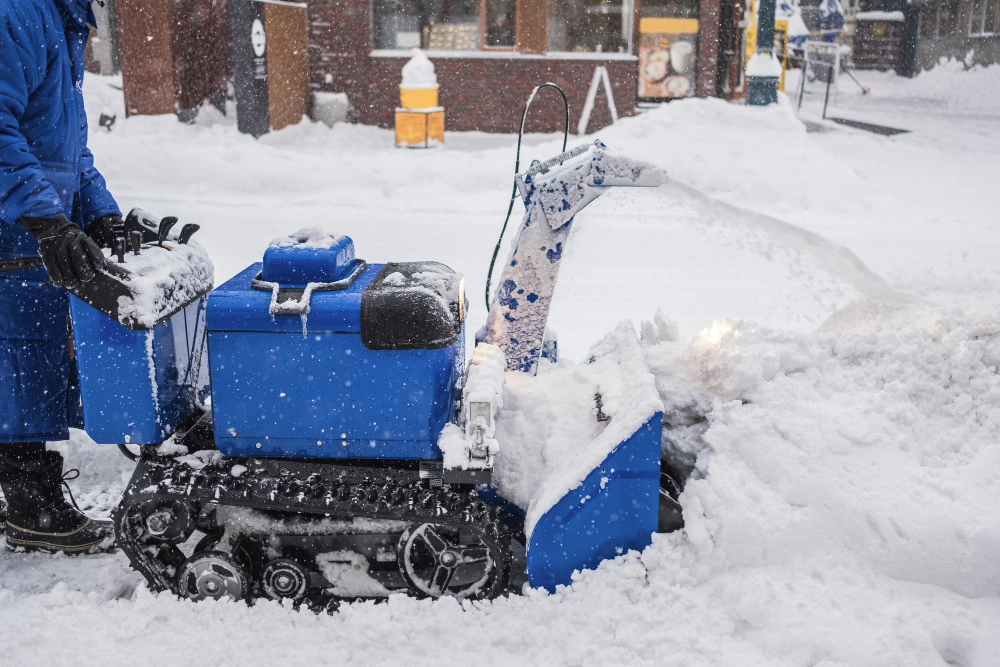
[{"left": 67, "top": 140, "right": 671, "bottom": 606}]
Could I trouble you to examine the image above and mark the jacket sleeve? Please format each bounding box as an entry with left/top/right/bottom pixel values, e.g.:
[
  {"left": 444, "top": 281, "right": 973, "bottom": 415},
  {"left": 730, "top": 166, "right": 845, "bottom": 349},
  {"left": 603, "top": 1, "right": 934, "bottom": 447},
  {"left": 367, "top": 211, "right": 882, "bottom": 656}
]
[
  {"left": 78, "top": 136, "right": 120, "bottom": 225},
  {"left": 0, "top": 15, "right": 66, "bottom": 226}
]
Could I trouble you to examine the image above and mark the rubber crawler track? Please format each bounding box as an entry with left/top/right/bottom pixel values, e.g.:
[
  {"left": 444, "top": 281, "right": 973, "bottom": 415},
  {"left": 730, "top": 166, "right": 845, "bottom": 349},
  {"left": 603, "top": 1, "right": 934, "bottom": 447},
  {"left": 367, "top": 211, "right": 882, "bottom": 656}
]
[{"left": 113, "top": 457, "right": 511, "bottom": 602}]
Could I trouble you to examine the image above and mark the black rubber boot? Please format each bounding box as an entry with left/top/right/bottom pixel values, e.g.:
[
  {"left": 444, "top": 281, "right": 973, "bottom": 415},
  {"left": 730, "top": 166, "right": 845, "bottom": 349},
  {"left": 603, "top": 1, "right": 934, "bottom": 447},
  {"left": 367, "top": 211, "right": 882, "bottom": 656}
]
[{"left": 0, "top": 446, "right": 114, "bottom": 554}]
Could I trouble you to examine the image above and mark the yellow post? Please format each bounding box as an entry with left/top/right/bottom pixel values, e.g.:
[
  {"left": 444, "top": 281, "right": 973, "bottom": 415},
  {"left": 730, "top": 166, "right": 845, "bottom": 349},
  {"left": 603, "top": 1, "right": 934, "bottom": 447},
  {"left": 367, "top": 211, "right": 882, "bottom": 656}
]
[{"left": 395, "top": 50, "right": 444, "bottom": 148}]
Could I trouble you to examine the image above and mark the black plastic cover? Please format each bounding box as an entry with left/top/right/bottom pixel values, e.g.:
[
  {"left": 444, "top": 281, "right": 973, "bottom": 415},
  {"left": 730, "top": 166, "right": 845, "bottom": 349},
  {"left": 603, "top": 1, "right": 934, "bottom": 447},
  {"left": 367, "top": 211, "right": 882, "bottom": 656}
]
[{"left": 361, "top": 262, "right": 462, "bottom": 350}]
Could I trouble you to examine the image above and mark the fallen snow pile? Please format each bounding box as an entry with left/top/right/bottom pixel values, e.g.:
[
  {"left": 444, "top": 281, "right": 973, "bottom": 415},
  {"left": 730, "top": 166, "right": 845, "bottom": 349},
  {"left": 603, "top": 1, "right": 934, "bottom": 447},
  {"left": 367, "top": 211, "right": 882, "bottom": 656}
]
[
  {"left": 646, "top": 299, "right": 1000, "bottom": 602},
  {"left": 908, "top": 59, "right": 1000, "bottom": 116},
  {"left": 4, "top": 301, "right": 999, "bottom": 666}
]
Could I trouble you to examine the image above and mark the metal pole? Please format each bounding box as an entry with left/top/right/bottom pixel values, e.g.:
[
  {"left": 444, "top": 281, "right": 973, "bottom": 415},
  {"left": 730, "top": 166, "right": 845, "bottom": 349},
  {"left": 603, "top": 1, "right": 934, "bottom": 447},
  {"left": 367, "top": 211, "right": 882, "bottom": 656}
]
[
  {"left": 822, "top": 64, "right": 832, "bottom": 119},
  {"left": 757, "top": 0, "right": 776, "bottom": 53},
  {"left": 747, "top": 0, "right": 780, "bottom": 105},
  {"left": 798, "top": 59, "right": 807, "bottom": 109}
]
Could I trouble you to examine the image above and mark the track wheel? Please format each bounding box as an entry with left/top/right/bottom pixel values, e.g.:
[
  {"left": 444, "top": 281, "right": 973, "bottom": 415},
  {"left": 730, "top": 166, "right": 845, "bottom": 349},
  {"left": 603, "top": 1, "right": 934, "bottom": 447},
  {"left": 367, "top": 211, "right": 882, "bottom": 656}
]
[
  {"left": 260, "top": 558, "right": 311, "bottom": 603},
  {"left": 177, "top": 552, "right": 249, "bottom": 602},
  {"left": 138, "top": 498, "right": 196, "bottom": 544},
  {"left": 398, "top": 522, "right": 502, "bottom": 600}
]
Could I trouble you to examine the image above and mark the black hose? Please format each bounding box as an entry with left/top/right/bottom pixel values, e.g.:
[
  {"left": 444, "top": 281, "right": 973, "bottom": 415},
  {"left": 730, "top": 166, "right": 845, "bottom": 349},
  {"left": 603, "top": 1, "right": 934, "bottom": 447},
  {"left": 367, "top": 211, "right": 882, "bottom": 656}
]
[
  {"left": 484, "top": 83, "right": 570, "bottom": 312},
  {"left": 118, "top": 444, "right": 140, "bottom": 462}
]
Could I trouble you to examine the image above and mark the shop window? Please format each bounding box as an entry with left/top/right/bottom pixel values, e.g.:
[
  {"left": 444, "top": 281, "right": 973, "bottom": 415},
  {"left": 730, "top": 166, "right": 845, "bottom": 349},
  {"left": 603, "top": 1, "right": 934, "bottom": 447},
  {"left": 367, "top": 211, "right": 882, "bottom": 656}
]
[
  {"left": 547, "top": 0, "right": 636, "bottom": 53},
  {"left": 484, "top": 0, "right": 517, "bottom": 47},
  {"left": 372, "top": 0, "right": 515, "bottom": 50}
]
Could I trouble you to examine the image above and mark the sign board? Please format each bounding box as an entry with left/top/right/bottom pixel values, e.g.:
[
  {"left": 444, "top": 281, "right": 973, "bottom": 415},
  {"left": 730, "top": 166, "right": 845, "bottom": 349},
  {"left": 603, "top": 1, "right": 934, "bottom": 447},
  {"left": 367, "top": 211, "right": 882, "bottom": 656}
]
[
  {"left": 637, "top": 18, "right": 699, "bottom": 101},
  {"left": 231, "top": 0, "right": 270, "bottom": 137},
  {"left": 804, "top": 41, "right": 839, "bottom": 87},
  {"left": 231, "top": 0, "right": 309, "bottom": 138}
]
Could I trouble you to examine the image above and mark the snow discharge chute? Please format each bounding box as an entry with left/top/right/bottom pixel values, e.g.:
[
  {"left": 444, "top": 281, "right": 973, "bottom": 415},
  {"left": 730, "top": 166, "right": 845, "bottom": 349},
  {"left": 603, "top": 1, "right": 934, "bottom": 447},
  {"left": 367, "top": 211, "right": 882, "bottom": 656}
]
[{"left": 477, "top": 140, "right": 668, "bottom": 590}]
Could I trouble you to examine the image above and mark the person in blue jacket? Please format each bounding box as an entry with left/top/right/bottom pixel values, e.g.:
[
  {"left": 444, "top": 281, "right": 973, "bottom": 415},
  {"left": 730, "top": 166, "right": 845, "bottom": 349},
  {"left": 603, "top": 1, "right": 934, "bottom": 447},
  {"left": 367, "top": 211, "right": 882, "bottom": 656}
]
[{"left": 0, "top": 0, "right": 134, "bottom": 552}]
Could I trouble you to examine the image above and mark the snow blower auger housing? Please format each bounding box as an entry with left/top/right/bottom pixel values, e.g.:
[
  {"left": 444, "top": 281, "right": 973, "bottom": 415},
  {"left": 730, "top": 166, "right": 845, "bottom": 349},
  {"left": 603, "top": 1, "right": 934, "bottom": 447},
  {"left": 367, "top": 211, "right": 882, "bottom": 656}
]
[{"left": 77, "top": 141, "right": 670, "bottom": 608}]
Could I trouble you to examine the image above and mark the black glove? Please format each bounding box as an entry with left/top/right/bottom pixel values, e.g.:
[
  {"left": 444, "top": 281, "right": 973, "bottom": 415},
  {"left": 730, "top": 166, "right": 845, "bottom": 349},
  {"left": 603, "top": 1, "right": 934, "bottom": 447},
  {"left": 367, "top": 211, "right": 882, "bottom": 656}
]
[
  {"left": 18, "top": 215, "right": 106, "bottom": 288},
  {"left": 85, "top": 213, "right": 124, "bottom": 249}
]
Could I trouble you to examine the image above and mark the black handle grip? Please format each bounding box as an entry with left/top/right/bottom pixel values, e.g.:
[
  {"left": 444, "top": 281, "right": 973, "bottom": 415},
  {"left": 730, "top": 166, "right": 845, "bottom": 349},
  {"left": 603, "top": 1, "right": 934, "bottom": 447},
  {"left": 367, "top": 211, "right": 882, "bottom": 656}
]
[
  {"left": 177, "top": 223, "right": 200, "bottom": 245},
  {"left": 157, "top": 216, "right": 178, "bottom": 247}
]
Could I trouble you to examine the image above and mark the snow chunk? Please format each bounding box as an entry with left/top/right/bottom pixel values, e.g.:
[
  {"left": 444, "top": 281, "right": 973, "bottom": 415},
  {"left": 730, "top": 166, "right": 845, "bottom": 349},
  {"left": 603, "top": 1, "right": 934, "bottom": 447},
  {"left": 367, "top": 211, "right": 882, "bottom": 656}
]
[
  {"left": 111, "top": 240, "right": 214, "bottom": 329},
  {"left": 746, "top": 53, "right": 783, "bottom": 78},
  {"left": 269, "top": 226, "right": 350, "bottom": 250},
  {"left": 400, "top": 49, "right": 438, "bottom": 89},
  {"left": 316, "top": 552, "right": 393, "bottom": 598},
  {"left": 856, "top": 10, "right": 904, "bottom": 20}
]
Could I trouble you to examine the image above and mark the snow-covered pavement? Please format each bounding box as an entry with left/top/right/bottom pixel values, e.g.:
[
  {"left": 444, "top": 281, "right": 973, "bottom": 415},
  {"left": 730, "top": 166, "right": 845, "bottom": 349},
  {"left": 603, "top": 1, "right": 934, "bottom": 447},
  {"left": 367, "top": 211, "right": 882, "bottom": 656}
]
[{"left": 2, "top": 64, "right": 999, "bottom": 666}]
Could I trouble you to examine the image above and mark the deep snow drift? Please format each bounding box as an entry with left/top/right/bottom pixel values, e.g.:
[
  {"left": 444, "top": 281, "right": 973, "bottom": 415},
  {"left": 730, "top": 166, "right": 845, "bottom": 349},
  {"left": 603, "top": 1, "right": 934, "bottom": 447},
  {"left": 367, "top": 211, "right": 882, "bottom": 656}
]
[{"left": 2, "top": 65, "right": 999, "bottom": 666}]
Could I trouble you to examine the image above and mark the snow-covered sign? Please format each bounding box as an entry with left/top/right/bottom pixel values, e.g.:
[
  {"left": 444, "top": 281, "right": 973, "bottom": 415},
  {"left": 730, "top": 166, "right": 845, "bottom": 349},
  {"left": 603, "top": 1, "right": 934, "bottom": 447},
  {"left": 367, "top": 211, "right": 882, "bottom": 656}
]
[
  {"left": 818, "top": 0, "right": 846, "bottom": 30},
  {"left": 777, "top": 0, "right": 810, "bottom": 48}
]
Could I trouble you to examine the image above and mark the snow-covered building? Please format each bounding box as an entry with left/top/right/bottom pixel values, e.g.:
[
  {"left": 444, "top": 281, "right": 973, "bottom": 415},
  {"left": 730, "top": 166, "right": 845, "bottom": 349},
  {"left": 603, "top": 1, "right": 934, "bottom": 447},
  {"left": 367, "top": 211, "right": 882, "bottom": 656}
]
[
  {"left": 307, "top": 0, "right": 734, "bottom": 132},
  {"left": 105, "top": 0, "right": 749, "bottom": 133}
]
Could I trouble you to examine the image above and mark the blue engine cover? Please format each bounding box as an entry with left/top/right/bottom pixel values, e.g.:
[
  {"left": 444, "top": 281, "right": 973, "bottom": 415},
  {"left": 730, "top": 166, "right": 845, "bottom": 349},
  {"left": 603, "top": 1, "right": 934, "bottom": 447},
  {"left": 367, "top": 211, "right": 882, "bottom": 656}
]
[{"left": 206, "top": 262, "right": 464, "bottom": 460}]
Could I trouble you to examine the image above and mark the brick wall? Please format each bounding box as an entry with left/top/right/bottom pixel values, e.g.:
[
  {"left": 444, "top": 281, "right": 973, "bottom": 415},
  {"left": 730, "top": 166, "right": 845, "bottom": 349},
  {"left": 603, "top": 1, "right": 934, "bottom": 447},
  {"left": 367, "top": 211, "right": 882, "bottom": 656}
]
[
  {"left": 696, "top": 0, "right": 722, "bottom": 97},
  {"left": 307, "top": 0, "right": 639, "bottom": 133}
]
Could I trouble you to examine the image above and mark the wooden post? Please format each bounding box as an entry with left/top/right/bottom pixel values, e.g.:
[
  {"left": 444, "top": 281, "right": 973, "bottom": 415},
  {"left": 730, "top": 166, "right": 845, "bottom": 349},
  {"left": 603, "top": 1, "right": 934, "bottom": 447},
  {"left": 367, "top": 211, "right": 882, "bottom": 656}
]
[{"left": 517, "top": 0, "right": 547, "bottom": 54}]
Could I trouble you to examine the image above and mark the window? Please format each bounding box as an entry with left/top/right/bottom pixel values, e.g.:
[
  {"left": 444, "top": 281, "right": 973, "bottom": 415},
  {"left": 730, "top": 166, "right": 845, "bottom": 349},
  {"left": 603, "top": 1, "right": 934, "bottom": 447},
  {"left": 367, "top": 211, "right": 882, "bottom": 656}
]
[
  {"left": 938, "top": 1, "right": 958, "bottom": 35},
  {"left": 920, "top": 5, "right": 936, "bottom": 36},
  {"left": 969, "top": 0, "right": 998, "bottom": 33},
  {"left": 547, "top": 0, "right": 636, "bottom": 53},
  {"left": 372, "top": 0, "right": 515, "bottom": 51},
  {"left": 483, "top": 0, "right": 517, "bottom": 47}
]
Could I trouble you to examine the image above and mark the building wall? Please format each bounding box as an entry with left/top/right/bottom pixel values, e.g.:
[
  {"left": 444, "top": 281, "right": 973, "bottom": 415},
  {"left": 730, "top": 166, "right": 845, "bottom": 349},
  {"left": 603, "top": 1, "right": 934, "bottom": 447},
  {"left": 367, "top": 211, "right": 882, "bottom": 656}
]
[
  {"left": 913, "top": 0, "right": 1000, "bottom": 69},
  {"left": 307, "top": 0, "right": 645, "bottom": 133},
  {"left": 853, "top": 18, "right": 906, "bottom": 70}
]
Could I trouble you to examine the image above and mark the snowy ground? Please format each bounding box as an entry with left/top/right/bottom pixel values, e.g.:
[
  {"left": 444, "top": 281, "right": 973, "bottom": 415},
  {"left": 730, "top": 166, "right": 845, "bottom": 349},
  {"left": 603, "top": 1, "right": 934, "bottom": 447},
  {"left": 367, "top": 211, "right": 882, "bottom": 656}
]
[{"left": 2, "top": 63, "right": 1000, "bottom": 665}]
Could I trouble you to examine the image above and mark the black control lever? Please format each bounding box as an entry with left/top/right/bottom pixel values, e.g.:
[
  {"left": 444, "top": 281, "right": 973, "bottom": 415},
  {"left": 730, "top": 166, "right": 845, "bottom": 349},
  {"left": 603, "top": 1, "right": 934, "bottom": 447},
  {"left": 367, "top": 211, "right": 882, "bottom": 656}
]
[
  {"left": 157, "top": 217, "right": 178, "bottom": 247},
  {"left": 124, "top": 208, "right": 159, "bottom": 245},
  {"left": 113, "top": 235, "right": 126, "bottom": 263},
  {"left": 130, "top": 230, "right": 142, "bottom": 255},
  {"left": 177, "top": 223, "right": 200, "bottom": 245}
]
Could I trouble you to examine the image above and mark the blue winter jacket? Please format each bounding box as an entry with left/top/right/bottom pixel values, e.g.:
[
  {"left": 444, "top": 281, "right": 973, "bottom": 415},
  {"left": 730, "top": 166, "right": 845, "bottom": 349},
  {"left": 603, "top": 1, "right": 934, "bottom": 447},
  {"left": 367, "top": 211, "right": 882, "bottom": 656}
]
[
  {"left": 0, "top": 0, "right": 119, "bottom": 257},
  {"left": 0, "top": 0, "right": 116, "bottom": 442}
]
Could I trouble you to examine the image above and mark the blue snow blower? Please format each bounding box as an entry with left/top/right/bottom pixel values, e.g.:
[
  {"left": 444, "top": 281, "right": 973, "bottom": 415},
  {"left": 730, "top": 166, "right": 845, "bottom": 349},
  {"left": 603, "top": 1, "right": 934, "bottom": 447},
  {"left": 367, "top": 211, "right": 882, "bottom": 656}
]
[{"left": 69, "top": 139, "right": 671, "bottom": 606}]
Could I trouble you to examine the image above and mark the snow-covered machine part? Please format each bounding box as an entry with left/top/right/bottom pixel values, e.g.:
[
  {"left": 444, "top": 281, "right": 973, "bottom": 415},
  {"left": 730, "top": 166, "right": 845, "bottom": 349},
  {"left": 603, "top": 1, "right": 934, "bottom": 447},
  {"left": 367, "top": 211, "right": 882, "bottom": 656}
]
[
  {"left": 68, "top": 218, "right": 213, "bottom": 445},
  {"left": 205, "top": 236, "right": 465, "bottom": 462},
  {"left": 491, "top": 322, "right": 663, "bottom": 591},
  {"left": 438, "top": 343, "right": 506, "bottom": 470},
  {"left": 483, "top": 140, "right": 666, "bottom": 375},
  {"left": 65, "top": 208, "right": 214, "bottom": 331}
]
